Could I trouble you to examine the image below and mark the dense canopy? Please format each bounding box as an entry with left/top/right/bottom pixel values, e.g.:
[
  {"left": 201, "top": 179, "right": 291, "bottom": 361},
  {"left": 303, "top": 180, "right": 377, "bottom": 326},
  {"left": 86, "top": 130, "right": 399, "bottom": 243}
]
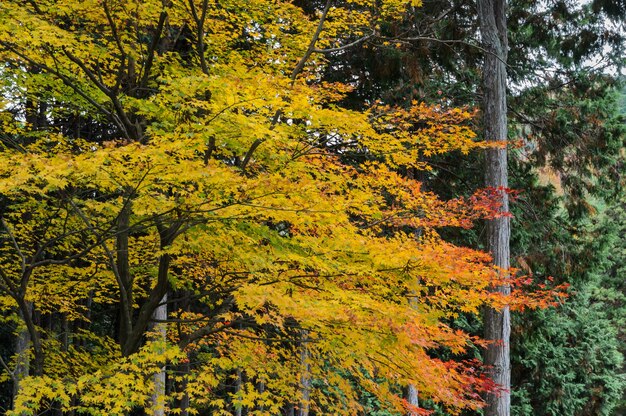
[{"left": 0, "top": 0, "right": 622, "bottom": 415}]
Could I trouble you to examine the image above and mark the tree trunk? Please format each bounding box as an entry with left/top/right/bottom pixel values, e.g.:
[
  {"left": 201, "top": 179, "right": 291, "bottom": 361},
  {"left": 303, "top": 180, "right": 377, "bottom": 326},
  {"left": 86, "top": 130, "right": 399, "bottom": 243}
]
[
  {"left": 478, "top": 0, "right": 511, "bottom": 415},
  {"left": 179, "top": 359, "right": 190, "bottom": 416},
  {"left": 12, "top": 303, "right": 31, "bottom": 409},
  {"left": 117, "top": 200, "right": 133, "bottom": 349},
  {"left": 234, "top": 368, "right": 243, "bottom": 416},
  {"left": 405, "top": 385, "right": 419, "bottom": 415},
  {"left": 283, "top": 404, "right": 295, "bottom": 416},
  {"left": 17, "top": 297, "right": 43, "bottom": 377},
  {"left": 152, "top": 293, "right": 167, "bottom": 416},
  {"left": 257, "top": 381, "right": 266, "bottom": 413},
  {"left": 298, "top": 332, "right": 311, "bottom": 416}
]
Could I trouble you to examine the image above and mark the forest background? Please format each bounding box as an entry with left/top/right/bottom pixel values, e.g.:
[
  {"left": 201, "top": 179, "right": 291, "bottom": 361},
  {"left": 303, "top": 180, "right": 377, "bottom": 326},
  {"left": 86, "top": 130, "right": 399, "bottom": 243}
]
[{"left": 0, "top": 0, "right": 624, "bottom": 415}]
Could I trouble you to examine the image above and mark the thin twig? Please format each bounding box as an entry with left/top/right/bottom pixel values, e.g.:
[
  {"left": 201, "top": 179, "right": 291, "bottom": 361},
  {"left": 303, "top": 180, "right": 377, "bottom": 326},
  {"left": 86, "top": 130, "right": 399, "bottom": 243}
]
[
  {"left": 1, "top": 219, "right": 26, "bottom": 274},
  {"left": 313, "top": 32, "right": 374, "bottom": 53},
  {"left": 0, "top": 354, "right": 16, "bottom": 382}
]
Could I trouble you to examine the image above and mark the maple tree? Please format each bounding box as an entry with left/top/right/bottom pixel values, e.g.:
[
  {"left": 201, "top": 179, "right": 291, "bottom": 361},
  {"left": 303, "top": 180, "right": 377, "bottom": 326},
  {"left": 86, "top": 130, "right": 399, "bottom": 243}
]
[{"left": 0, "top": 0, "right": 564, "bottom": 415}]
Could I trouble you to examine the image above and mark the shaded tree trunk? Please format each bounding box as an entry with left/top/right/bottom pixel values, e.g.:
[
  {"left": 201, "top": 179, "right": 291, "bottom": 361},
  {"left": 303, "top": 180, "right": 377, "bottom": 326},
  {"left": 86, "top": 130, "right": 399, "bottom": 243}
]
[
  {"left": 12, "top": 303, "right": 31, "bottom": 409},
  {"left": 178, "top": 356, "right": 191, "bottom": 416},
  {"left": 234, "top": 368, "right": 243, "bottom": 416},
  {"left": 283, "top": 404, "right": 295, "bottom": 416},
  {"left": 117, "top": 200, "right": 133, "bottom": 350},
  {"left": 478, "top": 0, "right": 511, "bottom": 415}
]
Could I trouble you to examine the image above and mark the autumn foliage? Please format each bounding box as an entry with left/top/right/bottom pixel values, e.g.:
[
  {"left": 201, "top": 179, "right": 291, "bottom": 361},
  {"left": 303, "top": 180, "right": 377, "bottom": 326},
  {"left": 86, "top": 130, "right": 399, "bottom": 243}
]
[{"left": 0, "top": 0, "right": 561, "bottom": 415}]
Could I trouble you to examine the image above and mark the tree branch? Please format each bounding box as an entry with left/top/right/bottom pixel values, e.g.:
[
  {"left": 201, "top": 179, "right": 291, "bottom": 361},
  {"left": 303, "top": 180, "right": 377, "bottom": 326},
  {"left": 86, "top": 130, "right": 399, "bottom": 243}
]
[
  {"left": 103, "top": 0, "right": 126, "bottom": 57},
  {"left": 204, "top": 135, "right": 216, "bottom": 165},
  {"left": 188, "top": 0, "right": 210, "bottom": 74},
  {"left": 122, "top": 218, "right": 182, "bottom": 355},
  {"left": 68, "top": 199, "right": 134, "bottom": 343},
  {"left": 0, "top": 354, "right": 16, "bottom": 383},
  {"left": 240, "top": 139, "right": 264, "bottom": 173},
  {"left": 0, "top": 42, "right": 116, "bottom": 125},
  {"left": 62, "top": 47, "right": 112, "bottom": 96},
  {"left": 1, "top": 219, "right": 27, "bottom": 274},
  {"left": 291, "top": 0, "right": 332, "bottom": 82},
  {"left": 138, "top": 9, "right": 168, "bottom": 95},
  {"left": 313, "top": 32, "right": 374, "bottom": 53}
]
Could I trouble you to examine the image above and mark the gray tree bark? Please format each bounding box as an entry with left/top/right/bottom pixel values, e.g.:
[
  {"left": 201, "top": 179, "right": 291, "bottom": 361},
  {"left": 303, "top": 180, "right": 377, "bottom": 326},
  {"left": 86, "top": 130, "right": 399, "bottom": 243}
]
[
  {"left": 405, "top": 384, "right": 419, "bottom": 415},
  {"left": 152, "top": 293, "right": 167, "bottom": 416},
  {"left": 298, "top": 332, "right": 311, "bottom": 416},
  {"left": 477, "top": 0, "right": 511, "bottom": 415}
]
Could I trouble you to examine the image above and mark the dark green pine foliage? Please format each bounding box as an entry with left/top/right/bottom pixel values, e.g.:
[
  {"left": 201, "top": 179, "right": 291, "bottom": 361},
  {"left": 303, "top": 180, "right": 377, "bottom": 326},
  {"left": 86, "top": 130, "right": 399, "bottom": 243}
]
[
  {"left": 509, "top": 74, "right": 625, "bottom": 218},
  {"left": 509, "top": 156, "right": 625, "bottom": 416},
  {"left": 586, "top": 91, "right": 626, "bottom": 413},
  {"left": 511, "top": 293, "right": 623, "bottom": 416},
  {"left": 503, "top": 2, "right": 626, "bottom": 412}
]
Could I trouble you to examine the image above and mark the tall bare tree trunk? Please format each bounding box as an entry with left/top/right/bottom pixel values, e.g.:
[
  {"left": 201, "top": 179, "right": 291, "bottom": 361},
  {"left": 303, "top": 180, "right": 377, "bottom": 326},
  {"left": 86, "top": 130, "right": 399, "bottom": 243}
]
[
  {"left": 478, "top": 0, "right": 510, "bottom": 415},
  {"left": 152, "top": 293, "right": 167, "bottom": 416},
  {"left": 406, "top": 290, "right": 419, "bottom": 415},
  {"left": 405, "top": 385, "right": 419, "bottom": 415},
  {"left": 298, "top": 332, "right": 311, "bottom": 416}
]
